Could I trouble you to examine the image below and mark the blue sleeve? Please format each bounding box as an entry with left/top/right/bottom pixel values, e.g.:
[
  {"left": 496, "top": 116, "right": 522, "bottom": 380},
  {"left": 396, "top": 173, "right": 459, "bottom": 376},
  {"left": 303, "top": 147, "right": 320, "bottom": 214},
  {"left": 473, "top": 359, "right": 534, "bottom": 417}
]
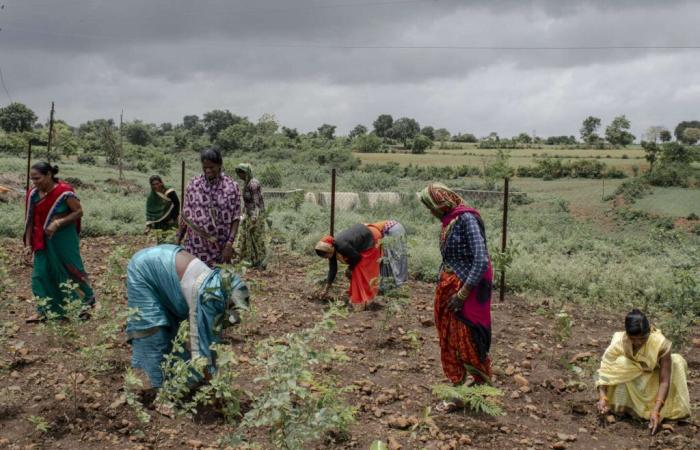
[{"left": 462, "top": 214, "right": 489, "bottom": 287}]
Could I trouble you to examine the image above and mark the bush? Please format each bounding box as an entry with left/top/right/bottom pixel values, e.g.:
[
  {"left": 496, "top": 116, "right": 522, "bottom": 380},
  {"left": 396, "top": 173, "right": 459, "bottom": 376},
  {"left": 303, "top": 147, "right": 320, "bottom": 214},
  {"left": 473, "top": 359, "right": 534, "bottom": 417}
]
[
  {"left": 411, "top": 135, "right": 432, "bottom": 154},
  {"left": 612, "top": 178, "right": 652, "bottom": 203},
  {"left": 77, "top": 154, "right": 97, "bottom": 165},
  {"left": 646, "top": 163, "right": 694, "bottom": 187},
  {"left": 353, "top": 133, "right": 383, "bottom": 153},
  {"left": 258, "top": 164, "right": 283, "bottom": 188}
]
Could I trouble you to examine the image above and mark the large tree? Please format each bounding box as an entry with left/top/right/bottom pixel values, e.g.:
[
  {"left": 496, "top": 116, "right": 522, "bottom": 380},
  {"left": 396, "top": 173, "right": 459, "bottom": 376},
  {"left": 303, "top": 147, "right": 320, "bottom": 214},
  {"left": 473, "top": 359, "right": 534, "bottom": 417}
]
[
  {"left": 580, "top": 116, "right": 601, "bottom": 145},
  {"left": 372, "top": 114, "right": 393, "bottom": 138},
  {"left": 124, "top": 121, "right": 153, "bottom": 146},
  {"left": 0, "top": 102, "right": 37, "bottom": 132},
  {"left": 682, "top": 128, "right": 700, "bottom": 145},
  {"left": 673, "top": 120, "right": 700, "bottom": 144},
  {"left": 203, "top": 109, "right": 242, "bottom": 140},
  {"left": 389, "top": 117, "right": 420, "bottom": 146},
  {"left": 348, "top": 124, "right": 367, "bottom": 139},
  {"left": 317, "top": 123, "right": 336, "bottom": 140},
  {"left": 643, "top": 126, "right": 668, "bottom": 143},
  {"left": 182, "top": 114, "right": 199, "bottom": 130},
  {"left": 420, "top": 126, "right": 435, "bottom": 140},
  {"left": 605, "top": 115, "right": 635, "bottom": 147},
  {"left": 434, "top": 128, "right": 450, "bottom": 142}
]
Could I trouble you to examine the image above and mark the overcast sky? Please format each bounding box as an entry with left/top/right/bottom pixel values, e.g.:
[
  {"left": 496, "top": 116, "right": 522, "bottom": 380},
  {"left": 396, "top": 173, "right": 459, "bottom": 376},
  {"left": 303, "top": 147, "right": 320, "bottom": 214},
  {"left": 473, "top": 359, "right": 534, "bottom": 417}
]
[{"left": 1, "top": 0, "right": 699, "bottom": 137}]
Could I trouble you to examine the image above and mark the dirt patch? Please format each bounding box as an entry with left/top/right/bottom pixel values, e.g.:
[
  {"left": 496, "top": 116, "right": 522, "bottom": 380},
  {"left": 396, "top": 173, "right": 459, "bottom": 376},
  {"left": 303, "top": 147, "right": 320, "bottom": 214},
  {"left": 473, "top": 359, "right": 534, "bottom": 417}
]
[{"left": 0, "top": 237, "right": 698, "bottom": 449}]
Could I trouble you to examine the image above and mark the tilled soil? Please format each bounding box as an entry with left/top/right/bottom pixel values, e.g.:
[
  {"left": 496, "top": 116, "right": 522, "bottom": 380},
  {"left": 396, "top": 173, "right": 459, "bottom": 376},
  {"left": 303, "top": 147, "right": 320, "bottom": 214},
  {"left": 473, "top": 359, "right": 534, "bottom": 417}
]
[{"left": 0, "top": 236, "right": 698, "bottom": 450}]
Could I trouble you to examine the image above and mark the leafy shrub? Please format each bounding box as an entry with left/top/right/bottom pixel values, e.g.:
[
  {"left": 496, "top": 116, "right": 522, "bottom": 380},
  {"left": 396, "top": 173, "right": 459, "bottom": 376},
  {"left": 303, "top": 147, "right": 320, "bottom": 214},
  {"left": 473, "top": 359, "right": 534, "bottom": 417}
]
[
  {"left": 432, "top": 383, "right": 504, "bottom": 416},
  {"left": 258, "top": 164, "right": 283, "bottom": 188},
  {"left": 612, "top": 178, "right": 652, "bottom": 203},
  {"left": 77, "top": 154, "right": 97, "bottom": 165},
  {"left": 411, "top": 135, "right": 432, "bottom": 154},
  {"left": 646, "top": 163, "right": 694, "bottom": 187},
  {"left": 353, "top": 133, "right": 383, "bottom": 153}
]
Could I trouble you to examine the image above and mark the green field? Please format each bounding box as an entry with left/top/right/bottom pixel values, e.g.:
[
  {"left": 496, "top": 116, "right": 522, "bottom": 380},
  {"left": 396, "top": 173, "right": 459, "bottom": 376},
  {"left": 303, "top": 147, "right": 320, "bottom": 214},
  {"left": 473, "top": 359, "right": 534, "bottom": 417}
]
[
  {"left": 634, "top": 187, "right": 700, "bottom": 218},
  {"left": 356, "top": 147, "right": 646, "bottom": 173}
]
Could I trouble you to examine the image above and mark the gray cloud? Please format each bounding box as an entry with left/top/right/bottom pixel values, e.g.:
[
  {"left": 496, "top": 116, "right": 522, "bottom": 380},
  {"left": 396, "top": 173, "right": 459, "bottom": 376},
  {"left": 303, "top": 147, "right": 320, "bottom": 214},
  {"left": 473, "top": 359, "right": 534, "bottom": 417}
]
[{"left": 0, "top": 0, "right": 698, "bottom": 135}]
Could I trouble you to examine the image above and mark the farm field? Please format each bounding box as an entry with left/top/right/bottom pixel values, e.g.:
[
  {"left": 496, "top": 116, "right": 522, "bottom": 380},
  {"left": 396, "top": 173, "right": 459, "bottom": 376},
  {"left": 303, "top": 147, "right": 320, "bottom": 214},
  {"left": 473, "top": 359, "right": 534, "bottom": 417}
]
[
  {"left": 0, "top": 154, "right": 698, "bottom": 449},
  {"left": 633, "top": 188, "right": 700, "bottom": 218},
  {"left": 356, "top": 151, "right": 646, "bottom": 173},
  {"left": 1, "top": 237, "right": 698, "bottom": 450}
]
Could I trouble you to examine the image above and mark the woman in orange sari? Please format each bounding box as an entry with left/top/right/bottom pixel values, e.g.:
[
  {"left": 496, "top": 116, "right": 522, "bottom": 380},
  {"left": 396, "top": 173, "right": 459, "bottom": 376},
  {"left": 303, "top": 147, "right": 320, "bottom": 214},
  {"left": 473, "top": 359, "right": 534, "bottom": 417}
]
[
  {"left": 315, "top": 220, "right": 403, "bottom": 311},
  {"left": 420, "top": 183, "right": 493, "bottom": 412}
]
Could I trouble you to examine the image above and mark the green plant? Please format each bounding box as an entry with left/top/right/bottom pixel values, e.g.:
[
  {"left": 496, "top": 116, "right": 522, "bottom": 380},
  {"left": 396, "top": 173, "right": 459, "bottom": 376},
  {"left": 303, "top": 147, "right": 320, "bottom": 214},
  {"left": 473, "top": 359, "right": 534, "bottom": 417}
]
[
  {"left": 431, "top": 383, "right": 504, "bottom": 416},
  {"left": 123, "top": 368, "right": 151, "bottom": 424},
  {"left": 27, "top": 415, "right": 50, "bottom": 434},
  {"left": 233, "top": 304, "right": 356, "bottom": 449}
]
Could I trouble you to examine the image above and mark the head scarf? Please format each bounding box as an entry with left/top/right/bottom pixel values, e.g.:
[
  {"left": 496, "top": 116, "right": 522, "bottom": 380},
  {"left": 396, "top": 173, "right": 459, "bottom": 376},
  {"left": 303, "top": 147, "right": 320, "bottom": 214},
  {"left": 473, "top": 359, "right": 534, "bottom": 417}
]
[
  {"left": 314, "top": 235, "right": 335, "bottom": 257},
  {"left": 235, "top": 163, "right": 253, "bottom": 185},
  {"left": 419, "top": 183, "right": 465, "bottom": 218}
]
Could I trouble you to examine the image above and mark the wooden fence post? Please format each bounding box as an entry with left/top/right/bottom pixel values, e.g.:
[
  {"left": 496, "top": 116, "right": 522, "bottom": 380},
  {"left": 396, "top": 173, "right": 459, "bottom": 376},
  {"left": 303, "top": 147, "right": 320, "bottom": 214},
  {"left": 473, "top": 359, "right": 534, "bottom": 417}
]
[{"left": 499, "top": 177, "right": 510, "bottom": 302}]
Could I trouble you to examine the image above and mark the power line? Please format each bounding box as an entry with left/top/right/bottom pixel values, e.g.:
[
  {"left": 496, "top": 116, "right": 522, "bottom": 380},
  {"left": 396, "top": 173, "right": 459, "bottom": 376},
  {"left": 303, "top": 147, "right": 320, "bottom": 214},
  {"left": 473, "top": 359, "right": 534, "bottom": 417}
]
[
  {"left": 0, "top": 66, "right": 12, "bottom": 102},
  {"left": 2, "top": 25, "right": 699, "bottom": 51}
]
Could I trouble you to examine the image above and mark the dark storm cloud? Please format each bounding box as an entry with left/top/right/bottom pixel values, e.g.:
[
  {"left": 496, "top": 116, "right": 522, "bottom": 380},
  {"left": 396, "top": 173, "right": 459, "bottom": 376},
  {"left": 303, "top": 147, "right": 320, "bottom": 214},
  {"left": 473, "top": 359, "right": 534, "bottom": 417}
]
[{"left": 0, "top": 0, "right": 698, "bottom": 134}]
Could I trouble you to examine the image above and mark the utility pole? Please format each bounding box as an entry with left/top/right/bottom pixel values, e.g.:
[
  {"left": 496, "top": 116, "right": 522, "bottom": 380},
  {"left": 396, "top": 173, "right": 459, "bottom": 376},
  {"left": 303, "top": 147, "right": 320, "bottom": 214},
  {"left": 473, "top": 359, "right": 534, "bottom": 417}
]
[
  {"left": 46, "top": 101, "right": 55, "bottom": 164},
  {"left": 119, "top": 110, "right": 124, "bottom": 180}
]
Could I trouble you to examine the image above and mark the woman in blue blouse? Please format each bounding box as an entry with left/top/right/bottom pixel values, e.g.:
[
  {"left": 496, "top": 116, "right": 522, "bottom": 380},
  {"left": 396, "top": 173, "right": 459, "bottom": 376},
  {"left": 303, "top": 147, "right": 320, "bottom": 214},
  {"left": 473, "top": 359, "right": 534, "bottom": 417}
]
[{"left": 420, "top": 183, "right": 493, "bottom": 413}]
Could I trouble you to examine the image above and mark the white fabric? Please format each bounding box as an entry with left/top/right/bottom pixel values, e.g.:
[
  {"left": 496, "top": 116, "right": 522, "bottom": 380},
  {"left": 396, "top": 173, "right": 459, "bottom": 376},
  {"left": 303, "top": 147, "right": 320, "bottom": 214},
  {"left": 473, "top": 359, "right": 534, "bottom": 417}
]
[{"left": 180, "top": 258, "right": 213, "bottom": 359}]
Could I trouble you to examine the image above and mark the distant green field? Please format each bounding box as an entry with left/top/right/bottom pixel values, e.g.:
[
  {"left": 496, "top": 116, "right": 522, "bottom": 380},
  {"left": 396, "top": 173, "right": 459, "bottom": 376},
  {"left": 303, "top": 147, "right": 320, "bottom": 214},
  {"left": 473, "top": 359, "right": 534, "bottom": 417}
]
[
  {"left": 356, "top": 151, "right": 646, "bottom": 172},
  {"left": 634, "top": 188, "right": 700, "bottom": 218}
]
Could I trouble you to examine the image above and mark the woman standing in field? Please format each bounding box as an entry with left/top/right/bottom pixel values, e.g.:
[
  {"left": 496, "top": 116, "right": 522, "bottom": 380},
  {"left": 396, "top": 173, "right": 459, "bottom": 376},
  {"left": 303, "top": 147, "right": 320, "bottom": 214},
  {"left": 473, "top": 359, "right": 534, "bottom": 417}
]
[
  {"left": 315, "top": 220, "right": 406, "bottom": 311},
  {"left": 595, "top": 309, "right": 690, "bottom": 434},
  {"left": 146, "top": 175, "right": 180, "bottom": 230},
  {"left": 420, "top": 183, "right": 493, "bottom": 412},
  {"left": 23, "top": 162, "right": 94, "bottom": 321},
  {"left": 177, "top": 148, "right": 241, "bottom": 268},
  {"left": 235, "top": 163, "right": 267, "bottom": 268}
]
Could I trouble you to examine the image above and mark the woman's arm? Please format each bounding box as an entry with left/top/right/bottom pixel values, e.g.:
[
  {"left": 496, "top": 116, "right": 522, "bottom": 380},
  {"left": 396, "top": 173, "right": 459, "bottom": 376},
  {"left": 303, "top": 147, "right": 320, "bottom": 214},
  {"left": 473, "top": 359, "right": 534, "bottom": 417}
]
[
  {"left": 46, "top": 196, "right": 83, "bottom": 238},
  {"left": 168, "top": 191, "right": 181, "bottom": 219},
  {"left": 649, "top": 351, "right": 672, "bottom": 434},
  {"left": 596, "top": 385, "right": 610, "bottom": 414}
]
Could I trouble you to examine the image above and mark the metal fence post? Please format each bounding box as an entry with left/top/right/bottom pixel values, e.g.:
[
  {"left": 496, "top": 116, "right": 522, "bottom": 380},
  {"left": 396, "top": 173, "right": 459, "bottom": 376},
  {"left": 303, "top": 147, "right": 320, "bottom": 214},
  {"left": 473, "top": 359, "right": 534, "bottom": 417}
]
[
  {"left": 499, "top": 177, "right": 510, "bottom": 302},
  {"left": 330, "top": 168, "right": 336, "bottom": 236},
  {"left": 180, "top": 160, "right": 186, "bottom": 213}
]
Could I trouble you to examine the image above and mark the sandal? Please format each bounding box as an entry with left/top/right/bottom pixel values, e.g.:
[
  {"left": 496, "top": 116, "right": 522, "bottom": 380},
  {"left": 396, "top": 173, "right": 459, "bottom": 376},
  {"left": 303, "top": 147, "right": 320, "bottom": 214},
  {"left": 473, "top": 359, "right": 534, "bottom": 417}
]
[{"left": 434, "top": 399, "right": 465, "bottom": 414}]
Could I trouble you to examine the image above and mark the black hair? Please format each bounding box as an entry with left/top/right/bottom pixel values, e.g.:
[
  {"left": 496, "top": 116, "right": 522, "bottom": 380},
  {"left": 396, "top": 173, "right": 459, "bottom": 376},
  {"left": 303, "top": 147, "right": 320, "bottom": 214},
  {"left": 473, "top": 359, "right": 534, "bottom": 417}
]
[
  {"left": 200, "top": 148, "right": 223, "bottom": 166},
  {"left": 149, "top": 175, "right": 163, "bottom": 185},
  {"left": 625, "top": 309, "right": 650, "bottom": 336},
  {"left": 31, "top": 162, "right": 59, "bottom": 182}
]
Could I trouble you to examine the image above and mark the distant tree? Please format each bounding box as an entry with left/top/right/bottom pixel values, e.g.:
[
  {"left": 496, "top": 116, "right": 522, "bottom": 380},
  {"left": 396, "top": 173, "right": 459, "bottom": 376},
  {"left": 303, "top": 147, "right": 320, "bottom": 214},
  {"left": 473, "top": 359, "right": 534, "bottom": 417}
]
[
  {"left": 0, "top": 102, "right": 38, "bottom": 132},
  {"left": 580, "top": 116, "right": 601, "bottom": 145},
  {"left": 659, "top": 129, "right": 672, "bottom": 142},
  {"left": 641, "top": 141, "right": 660, "bottom": 172},
  {"left": 389, "top": 117, "right": 420, "bottom": 146},
  {"left": 673, "top": 120, "right": 700, "bottom": 144},
  {"left": 452, "top": 132, "right": 477, "bottom": 143},
  {"left": 516, "top": 132, "right": 532, "bottom": 144},
  {"left": 682, "top": 128, "right": 700, "bottom": 145},
  {"left": 411, "top": 134, "right": 432, "bottom": 154},
  {"left": 485, "top": 132, "right": 499, "bottom": 142},
  {"left": 353, "top": 133, "right": 382, "bottom": 153},
  {"left": 256, "top": 113, "right": 279, "bottom": 136},
  {"left": 348, "top": 124, "right": 367, "bottom": 139},
  {"left": 372, "top": 114, "right": 393, "bottom": 138},
  {"left": 216, "top": 120, "right": 256, "bottom": 152},
  {"left": 203, "top": 109, "right": 242, "bottom": 140},
  {"left": 317, "top": 124, "right": 336, "bottom": 140},
  {"left": 182, "top": 114, "right": 199, "bottom": 130},
  {"left": 281, "top": 126, "right": 299, "bottom": 140},
  {"left": 124, "top": 121, "right": 153, "bottom": 146},
  {"left": 420, "top": 126, "right": 435, "bottom": 140},
  {"left": 160, "top": 122, "right": 173, "bottom": 133},
  {"left": 643, "top": 126, "right": 668, "bottom": 143},
  {"left": 434, "top": 128, "right": 451, "bottom": 142},
  {"left": 605, "top": 115, "right": 635, "bottom": 147}
]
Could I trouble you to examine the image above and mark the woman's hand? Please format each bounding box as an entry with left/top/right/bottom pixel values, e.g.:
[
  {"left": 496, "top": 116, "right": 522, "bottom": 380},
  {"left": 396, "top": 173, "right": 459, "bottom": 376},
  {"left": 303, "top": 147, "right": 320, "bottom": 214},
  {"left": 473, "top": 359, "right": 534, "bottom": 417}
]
[
  {"left": 221, "top": 242, "right": 235, "bottom": 263},
  {"left": 649, "top": 411, "right": 661, "bottom": 435},
  {"left": 45, "top": 219, "right": 61, "bottom": 238},
  {"left": 447, "top": 295, "right": 465, "bottom": 313},
  {"left": 596, "top": 397, "right": 609, "bottom": 415},
  {"left": 23, "top": 246, "right": 33, "bottom": 266}
]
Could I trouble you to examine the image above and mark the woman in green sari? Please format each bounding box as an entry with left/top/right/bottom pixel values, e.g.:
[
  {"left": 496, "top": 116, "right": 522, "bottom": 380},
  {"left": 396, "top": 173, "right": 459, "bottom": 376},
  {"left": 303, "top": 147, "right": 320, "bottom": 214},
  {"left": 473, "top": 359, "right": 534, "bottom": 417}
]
[
  {"left": 235, "top": 164, "right": 267, "bottom": 268},
  {"left": 23, "top": 163, "right": 94, "bottom": 321},
  {"left": 146, "top": 175, "right": 180, "bottom": 230}
]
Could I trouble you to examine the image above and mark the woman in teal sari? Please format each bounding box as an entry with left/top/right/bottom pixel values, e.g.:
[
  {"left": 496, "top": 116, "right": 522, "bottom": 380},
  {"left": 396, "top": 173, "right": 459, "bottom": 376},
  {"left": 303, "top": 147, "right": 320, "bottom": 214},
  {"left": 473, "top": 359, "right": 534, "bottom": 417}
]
[
  {"left": 23, "top": 163, "right": 94, "bottom": 321},
  {"left": 146, "top": 175, "right": 180, "bottom": 231}
]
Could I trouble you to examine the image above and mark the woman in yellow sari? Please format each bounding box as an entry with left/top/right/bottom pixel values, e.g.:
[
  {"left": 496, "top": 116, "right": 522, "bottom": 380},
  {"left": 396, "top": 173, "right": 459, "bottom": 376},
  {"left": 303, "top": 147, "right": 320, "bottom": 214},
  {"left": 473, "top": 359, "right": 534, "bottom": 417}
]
[{"left": 595, "top": 309, "right": 691, "bottom": 434}]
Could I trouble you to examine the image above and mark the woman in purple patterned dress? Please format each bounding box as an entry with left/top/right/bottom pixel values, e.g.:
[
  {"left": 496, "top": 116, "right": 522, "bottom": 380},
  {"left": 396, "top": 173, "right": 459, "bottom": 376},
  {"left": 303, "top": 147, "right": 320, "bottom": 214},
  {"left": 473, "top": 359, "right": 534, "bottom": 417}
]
[{"left": 176, "top": 148, "right": 241, "bottom": 267}]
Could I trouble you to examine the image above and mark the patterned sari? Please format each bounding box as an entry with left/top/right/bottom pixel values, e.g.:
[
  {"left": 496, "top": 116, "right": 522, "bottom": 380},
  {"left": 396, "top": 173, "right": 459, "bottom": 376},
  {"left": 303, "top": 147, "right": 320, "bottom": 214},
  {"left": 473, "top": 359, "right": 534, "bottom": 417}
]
[
  {"left": 24, "top": 181, "right": 94, "bottom": 316},
  {"left": 420, "top": 183, "right": 493, "bottom": 384},
  {"left": 180, "top": 174, "right": 241, "bottom": 267}
]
